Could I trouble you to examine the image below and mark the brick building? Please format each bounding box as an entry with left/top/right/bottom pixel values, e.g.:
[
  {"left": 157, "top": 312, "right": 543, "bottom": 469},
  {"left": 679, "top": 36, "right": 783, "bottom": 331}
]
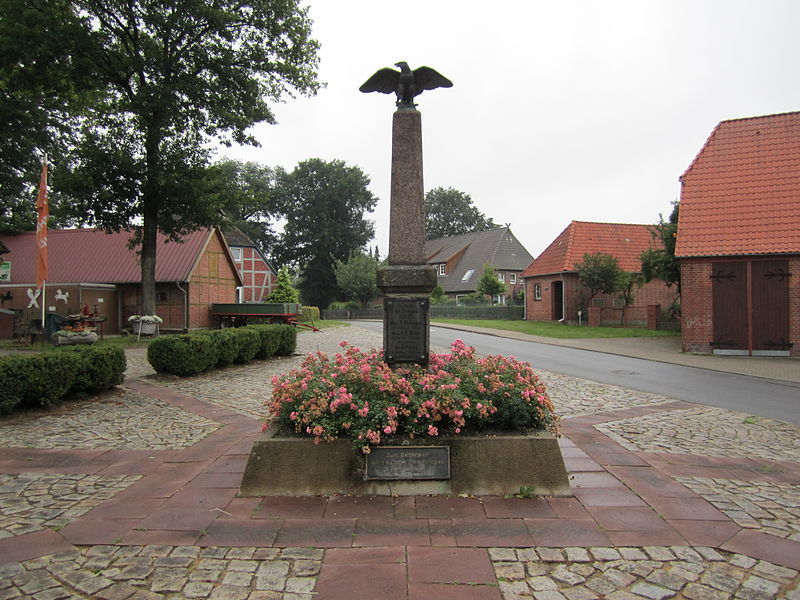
[
  {"left": 677, "top": 111, "right": 800, "bottom": 356},
  {"left": 222, "top": 227, "right": 277, "bottom": 303},
  {"left": 0, "top": 227, "right": 242, "bottom": 335},
  {"left": 521, "top": 221, "right": 678, "bottom": 324},
  {"left": 424, "top": 227, "right": 533, "bottom": 304}
]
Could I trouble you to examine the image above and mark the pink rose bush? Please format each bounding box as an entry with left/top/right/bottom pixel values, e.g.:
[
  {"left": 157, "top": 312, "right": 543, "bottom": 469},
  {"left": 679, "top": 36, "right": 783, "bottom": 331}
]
[{"left": 267, "top": 339, "right": 559, "bottom": 453}]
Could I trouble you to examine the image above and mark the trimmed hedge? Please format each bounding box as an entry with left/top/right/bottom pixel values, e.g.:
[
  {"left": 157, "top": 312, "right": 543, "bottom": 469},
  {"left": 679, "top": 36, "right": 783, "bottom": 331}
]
[
  {"left": 0, "top": 346, "right": 126, "bottom": 416},
  {"left": 147, "top": 324, "right": 297, "bottom": 376},
  {"left": 300, "top": 306, "right": 320, "bottom": 323}
]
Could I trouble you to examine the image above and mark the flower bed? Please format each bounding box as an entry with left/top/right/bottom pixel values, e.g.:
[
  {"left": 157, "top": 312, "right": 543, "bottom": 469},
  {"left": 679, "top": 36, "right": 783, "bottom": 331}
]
[{"left": 268, "top": 340, "right": 560, "bottom": 453}]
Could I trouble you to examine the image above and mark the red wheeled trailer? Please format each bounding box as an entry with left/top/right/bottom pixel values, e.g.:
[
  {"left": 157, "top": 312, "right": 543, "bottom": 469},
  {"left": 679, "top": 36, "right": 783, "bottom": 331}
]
[{"left": 209, "top": 303, "right": 319, "bottom": 331}]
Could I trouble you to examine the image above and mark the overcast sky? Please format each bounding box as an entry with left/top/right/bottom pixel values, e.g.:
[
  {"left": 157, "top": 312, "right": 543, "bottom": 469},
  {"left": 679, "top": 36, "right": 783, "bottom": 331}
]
[{"left": 220, "top": 0, "right": 800, "bottom": 258}]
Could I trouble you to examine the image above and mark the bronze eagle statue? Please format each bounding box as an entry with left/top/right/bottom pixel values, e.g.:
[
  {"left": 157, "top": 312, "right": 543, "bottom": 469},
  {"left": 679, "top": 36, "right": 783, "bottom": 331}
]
[{"left": 359, "top": 62, "right": 452, "bottom": 107}]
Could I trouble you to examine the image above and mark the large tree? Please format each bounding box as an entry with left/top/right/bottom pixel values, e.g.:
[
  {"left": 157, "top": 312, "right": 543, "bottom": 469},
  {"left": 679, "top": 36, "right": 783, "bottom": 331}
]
[
  {"left": 2, "top": 0, "right": 320, "bottom": 315},
  {"left": 205, "top": 159, "right": 280, "bottom": 256},
  {"left": 425, "top": 187, "right": 497, "bottom": 239},
  {"left": 640, "top": 201, "right": 681, "bottom": 293},
  {"left": 271, "top": 158, "right": 377, "bottom": 309}
]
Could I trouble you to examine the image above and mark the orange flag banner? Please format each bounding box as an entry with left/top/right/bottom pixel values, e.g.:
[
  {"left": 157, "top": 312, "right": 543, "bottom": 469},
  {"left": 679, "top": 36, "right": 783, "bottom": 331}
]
[{"left": 36, "top": 160, "right": 48, "bottom": 290}]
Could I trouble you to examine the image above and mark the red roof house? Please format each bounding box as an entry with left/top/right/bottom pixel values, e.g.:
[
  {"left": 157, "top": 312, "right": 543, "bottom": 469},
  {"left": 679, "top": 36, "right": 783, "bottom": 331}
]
[
  {"left": 521, "top": 221, "right": 678, "bottom": 324},
  {"left": 0, "top": 227, "right": 243, "bottom": 334},
  {"left": 677, "top": 111, "right": 800, "bottom": 355}
]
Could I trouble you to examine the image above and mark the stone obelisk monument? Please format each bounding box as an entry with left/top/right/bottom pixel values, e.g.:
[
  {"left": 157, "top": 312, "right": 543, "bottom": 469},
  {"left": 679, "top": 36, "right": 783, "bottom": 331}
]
[{"left": 360, "top": 62, "right": 452, "bottom": 367}]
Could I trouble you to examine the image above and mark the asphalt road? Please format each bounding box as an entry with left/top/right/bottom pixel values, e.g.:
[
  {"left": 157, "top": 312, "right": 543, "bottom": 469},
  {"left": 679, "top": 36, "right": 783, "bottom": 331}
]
[{"left": 348, "top": 321, "right": 800, "bottom": 425}]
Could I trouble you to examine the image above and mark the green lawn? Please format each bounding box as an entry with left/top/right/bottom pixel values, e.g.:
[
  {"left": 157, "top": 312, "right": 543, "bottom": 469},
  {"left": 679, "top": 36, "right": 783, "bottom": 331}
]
[{"left": 431, "top": 318, "right": 679, "bottom": 339}]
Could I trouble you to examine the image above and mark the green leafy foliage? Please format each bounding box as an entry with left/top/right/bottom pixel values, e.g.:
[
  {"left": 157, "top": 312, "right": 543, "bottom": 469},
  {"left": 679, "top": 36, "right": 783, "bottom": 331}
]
[
  {"left": 3, "top": 0, "right": 321, "bottom": 314},
  {"left": 147, "top": 334, "right": 219, "bottom": 376},
  {"left": 268, "top": 266, "right": 301, "bottom": 303},
  {"left": 271, "top": 158, "right": 377, "bottom": 309},
  {"left": 425, "top": 187, "right": 497, "bottom": 240},
  {"left": 575, "top": 252, "right": 624, "bottom": 309},
  {"left": 640, "top": 202, "right": 681, "bottom": 292},
  {"left": 476, "top": 264, "right": 507, "bottom": 303},
  {"left": 334, "top": 251, "right": 380, "bottom": 307},
  {"left": 0, "top": 346, "right": 124, "bottom": 414},
  {"left": 147, "top": 324, "right": 296, "bottom": 375}
]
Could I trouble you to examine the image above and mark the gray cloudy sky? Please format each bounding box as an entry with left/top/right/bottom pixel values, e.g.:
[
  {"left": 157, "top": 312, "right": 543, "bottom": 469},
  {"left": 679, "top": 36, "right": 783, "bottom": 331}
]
[{"left": 221, "top": 0, "right": 800, "bottom": 258}]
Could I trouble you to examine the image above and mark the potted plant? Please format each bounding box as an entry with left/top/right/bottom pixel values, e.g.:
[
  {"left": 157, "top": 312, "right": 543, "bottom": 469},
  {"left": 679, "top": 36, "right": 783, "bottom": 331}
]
[
  {"left": 52, "top": 326, "right": 98, "bottom": 345},
  {"left": 128, "top": 314, "right": 163, "bottom": 336}
]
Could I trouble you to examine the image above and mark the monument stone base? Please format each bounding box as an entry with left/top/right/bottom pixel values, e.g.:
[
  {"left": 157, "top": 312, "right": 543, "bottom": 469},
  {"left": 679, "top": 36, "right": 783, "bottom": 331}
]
[{"left": 239, "top": 426, "right": 572, "bottom": 497}]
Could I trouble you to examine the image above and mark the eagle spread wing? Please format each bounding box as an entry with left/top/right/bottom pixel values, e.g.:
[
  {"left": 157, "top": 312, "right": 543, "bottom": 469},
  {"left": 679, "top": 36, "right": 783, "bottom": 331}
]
[
  {"left": 412, "top": 67, "right": 453, "bottom": 93},
  {"left": 358, "top": 68, "right": 399, "bottom": 95}
]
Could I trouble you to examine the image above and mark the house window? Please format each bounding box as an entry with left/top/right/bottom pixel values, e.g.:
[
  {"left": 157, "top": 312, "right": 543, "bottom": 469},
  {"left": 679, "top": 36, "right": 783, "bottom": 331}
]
[
  {"left": 497, "top": 273, "right": 505, "bottom": 283},
  {"left": 590, "top": 298, "right": 605, "bottom": 307},
  {"left": 156, "top": 291, "right": 168, "bottom": 303},
  {"left": 613, "top": 298, "right": 626, "bottom": 309},
  {"left": 438, "top": 264, "right": 447, "bottom": 276},
  {"left": 462, "top": 269, "right": 475, "bottom": 282},
  {"left": 509, "top": 273, "right": 517, "bottom": 284},
  {"left": 231, "top": 247, "right": 242, "bottom": 262},
  {"left": 534, "top": 284, "right": 542, "bottom": 301}
]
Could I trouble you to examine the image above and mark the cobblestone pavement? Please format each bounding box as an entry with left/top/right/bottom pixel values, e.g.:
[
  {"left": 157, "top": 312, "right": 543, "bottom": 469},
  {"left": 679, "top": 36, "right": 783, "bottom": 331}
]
[
  {"left": 595, "top": 406, "right": 800, "bottom": 463},
  {"left": 489, "top": 545, "right": 800, "bottom": 600},
  {"left": 1, "top": 545, "right": 321, "bottom": 600},
  {"left": 537, "top": 370, "right": 673, "bottom": 418},
  {"left": 0, "top": 473, "right": 141, "bottom": 540},
  {"left": 0, "top": 388, "right": 219, "bottom": 450},
  {"left": 676, "top": 476, "right": 800, "bottom": 541}
]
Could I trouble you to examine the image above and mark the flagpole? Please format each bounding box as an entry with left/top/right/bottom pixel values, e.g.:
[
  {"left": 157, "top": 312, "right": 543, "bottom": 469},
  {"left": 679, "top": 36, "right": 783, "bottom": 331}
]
[{"left": 36, "top": 154, "right": 49, "bottom": 340}]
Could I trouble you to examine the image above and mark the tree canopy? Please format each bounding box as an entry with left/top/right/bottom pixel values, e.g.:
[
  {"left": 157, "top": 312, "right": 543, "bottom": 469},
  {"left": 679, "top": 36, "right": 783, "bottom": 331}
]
[
  {"left": 334, "top": 251, "right": 381, "bottom": 307},
  {"left": 425, "top": 187, "right": 497, "bottom": 239},
  {"left": 575, "top": 252, "right": 624, "bottom": 309},
  {"left": 640, "top": 201, "right": 680, "bottom": 293},
  {"left": 1, "top": 0, "right": 321, "bottom": 314},
  {"left": 476, "top": 264, "right": 507, "bottom": 304},
  {"left": 270, "top": 158, "right": 377, "bottom": 309}
]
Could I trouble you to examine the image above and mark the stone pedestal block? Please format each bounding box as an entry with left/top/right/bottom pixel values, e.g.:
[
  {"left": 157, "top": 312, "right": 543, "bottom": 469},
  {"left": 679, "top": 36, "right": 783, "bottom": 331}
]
[{"left": 240, "top": 426, "right": 572, "bottom": 497}]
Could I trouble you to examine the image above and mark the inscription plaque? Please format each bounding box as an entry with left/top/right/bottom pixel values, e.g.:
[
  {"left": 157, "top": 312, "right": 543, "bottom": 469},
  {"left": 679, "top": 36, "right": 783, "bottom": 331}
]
[
  {"left": 365, "top": 446, "right": 450, "bottom": 480},
  {"left": 384, "top": 297, "right": 429, "bottom": 364}
]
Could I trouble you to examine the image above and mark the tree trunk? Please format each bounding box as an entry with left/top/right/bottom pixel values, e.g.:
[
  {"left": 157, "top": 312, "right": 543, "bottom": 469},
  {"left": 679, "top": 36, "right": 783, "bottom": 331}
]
[{"left": 141, "top": 117, "right": 162, "bottom": 317}]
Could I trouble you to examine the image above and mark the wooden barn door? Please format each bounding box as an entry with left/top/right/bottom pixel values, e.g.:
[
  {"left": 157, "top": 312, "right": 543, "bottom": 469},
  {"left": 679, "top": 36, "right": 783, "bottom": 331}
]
[
  {"left": 751, "top": 260, "right": 791, "bottom": 354},
  {"left": 711, "top": 262, "right": 747, "bottom": 353}
]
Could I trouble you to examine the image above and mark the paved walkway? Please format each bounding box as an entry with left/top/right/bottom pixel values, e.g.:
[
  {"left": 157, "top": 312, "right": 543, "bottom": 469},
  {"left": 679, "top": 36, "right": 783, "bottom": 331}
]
[{"left": 0, "top": 325, "right": 798, "bottom": 599}]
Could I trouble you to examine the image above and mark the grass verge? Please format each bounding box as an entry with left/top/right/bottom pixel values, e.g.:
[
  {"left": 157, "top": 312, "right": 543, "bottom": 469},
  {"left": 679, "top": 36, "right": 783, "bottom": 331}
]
[{"left": 431, "top": 318, "right": 679, "bottom": 339}]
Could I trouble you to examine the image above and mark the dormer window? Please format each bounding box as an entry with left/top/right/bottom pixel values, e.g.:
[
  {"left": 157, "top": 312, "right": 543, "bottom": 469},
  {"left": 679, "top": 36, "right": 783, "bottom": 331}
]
[{"left": 439, "top": 264, "right": 447, "bottom": 275}]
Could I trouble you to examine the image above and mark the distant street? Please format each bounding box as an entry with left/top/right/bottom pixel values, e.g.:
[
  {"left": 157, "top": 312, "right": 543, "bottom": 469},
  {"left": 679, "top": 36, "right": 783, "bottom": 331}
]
[{"left": 347, "top": 321, "right": 800, "bottom": 425}]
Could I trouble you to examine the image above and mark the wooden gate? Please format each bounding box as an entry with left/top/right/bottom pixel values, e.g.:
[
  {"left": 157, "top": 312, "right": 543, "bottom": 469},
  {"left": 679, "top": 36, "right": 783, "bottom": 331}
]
[
  {"left": 751, "top": 260, "right": 791, "bottom": 353},
  {"left": 711, "top": 262, "right": 747, "bottom": 353},
  {"left": 711, "top": 260, "right": 791, "bottom": 355}
]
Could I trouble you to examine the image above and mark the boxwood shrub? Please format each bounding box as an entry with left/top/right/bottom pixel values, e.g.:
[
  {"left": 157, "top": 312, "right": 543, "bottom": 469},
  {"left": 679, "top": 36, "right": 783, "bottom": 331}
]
[
  {"left": 0, "top": 345, "right": 125, "bottom": 415},
  {"left": 147, "top": 334, "right": 218, "bottom": 376},
  {"left": 147, "top": 324, "right": 298, "bottom": 376}
]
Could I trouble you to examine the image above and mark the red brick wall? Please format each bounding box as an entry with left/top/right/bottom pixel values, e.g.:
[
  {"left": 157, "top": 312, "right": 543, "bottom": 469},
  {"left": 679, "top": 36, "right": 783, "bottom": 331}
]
[
  {"left": 526, "top": 274, "right": 678, "bottom": 323},
  {"left": 679, "top": 259, "right": 712, "bottom": 353},
  {"left": 791, "top": 258, "right": 800, "bottom": 356},
  {"left": 188, "top": 233, "right": 238, "bottom": 328}
]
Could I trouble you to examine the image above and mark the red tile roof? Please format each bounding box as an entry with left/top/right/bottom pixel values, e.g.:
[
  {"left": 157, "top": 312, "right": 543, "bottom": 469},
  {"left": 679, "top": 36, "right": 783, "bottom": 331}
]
[
  {"left": 677, "top": 111, "right": 800, "bottom": 257},
  {"left": 521, "top": 221, "right": 659, "bottom": 277},
  {"left": 0, "top": 227, "right": 224, "bottom": 285}
]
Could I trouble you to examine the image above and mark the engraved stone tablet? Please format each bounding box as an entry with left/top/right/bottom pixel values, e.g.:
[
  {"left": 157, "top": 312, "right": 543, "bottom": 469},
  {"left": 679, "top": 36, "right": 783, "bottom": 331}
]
[
  {"left": 384, "top": 297, "right": 429, "bottom": 364},
  {"left": 365, "top": 446, "right": 450, "bottom": 480}
]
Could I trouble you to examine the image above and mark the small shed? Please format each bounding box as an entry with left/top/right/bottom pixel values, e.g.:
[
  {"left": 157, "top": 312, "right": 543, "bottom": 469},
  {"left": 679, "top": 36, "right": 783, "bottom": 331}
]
[{"left": 677, "top": 111, "right": 800, "bottom": 356}]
